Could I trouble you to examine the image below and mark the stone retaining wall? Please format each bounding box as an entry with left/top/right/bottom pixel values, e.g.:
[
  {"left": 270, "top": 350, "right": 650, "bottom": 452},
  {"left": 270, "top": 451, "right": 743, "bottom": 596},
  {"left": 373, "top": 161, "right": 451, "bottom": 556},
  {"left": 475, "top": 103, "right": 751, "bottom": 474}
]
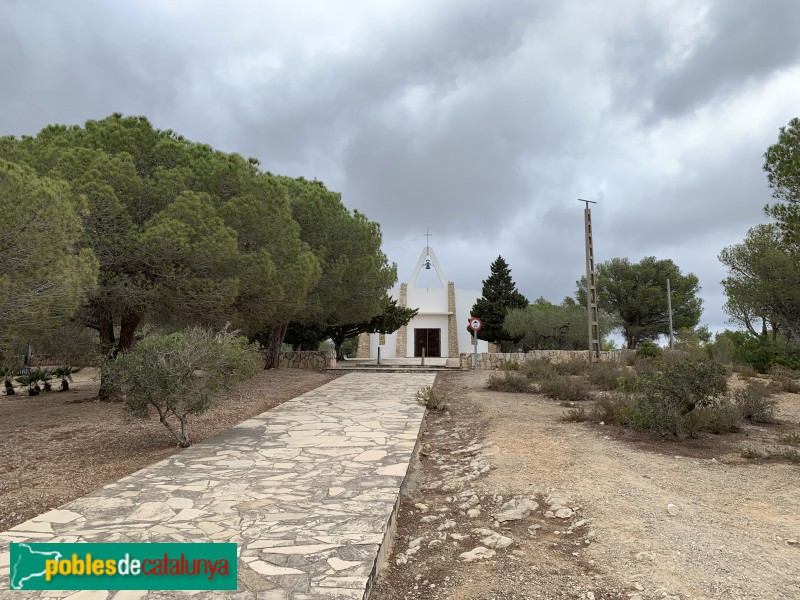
[
  {"left": 459, "top": 349, "right": 633, "bottom": 369},
  {"left": 279, "top": 351, "right": 336, "bottom": 369}
]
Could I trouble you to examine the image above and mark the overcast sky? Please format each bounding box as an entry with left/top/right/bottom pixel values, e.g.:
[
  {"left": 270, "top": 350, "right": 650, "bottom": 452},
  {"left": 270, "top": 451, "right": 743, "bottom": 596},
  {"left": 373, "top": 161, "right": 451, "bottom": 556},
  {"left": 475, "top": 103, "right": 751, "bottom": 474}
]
[{"left": 3, "top": 0, "right": 800, "bottom": 339}]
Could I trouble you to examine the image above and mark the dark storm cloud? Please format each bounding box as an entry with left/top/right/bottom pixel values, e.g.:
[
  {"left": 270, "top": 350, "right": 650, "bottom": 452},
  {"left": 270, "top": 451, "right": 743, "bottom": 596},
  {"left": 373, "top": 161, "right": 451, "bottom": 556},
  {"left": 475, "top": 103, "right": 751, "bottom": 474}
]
[
  {"left": 651, "top": 0, "right": 800, "bottom": 118},
  {"left": 1, "top": 0, "right": 798, "bottom": 338}
]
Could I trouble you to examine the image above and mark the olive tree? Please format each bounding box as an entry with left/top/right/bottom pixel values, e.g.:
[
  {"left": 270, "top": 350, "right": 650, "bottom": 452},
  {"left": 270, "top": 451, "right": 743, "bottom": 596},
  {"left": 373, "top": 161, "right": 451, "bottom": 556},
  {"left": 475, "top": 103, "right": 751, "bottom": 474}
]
[{"left": 110, "top": 327, "right": 260, "bottom": 447}]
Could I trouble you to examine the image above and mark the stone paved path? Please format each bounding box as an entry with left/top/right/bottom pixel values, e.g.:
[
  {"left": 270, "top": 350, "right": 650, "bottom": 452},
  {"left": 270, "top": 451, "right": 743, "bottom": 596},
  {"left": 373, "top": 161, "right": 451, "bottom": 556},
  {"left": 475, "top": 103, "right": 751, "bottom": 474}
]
[{"left": 0, "top": 372, "right": 434, "bottom": 599}]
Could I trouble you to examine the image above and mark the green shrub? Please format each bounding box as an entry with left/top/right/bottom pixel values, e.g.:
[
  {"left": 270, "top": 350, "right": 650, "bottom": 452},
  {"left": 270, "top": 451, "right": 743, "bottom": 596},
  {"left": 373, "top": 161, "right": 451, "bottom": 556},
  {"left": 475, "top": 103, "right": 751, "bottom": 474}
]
[
  {"left": 499, "top": 360, "right": 520, "bottom": 371},
  {"left": 110, "top": 327, "right": 260, "bottom": 447},
  {"left": 539, "top": 376, "right": 592, "bottom": 402},
  {"left": 591, "top": 393, "right": 636, "bottom": 425},
  {"left": 587, "top": 363, "right": 625, "bottom": 391},
  {"left": 725, "top": 331, "right": 800, "bottom": 373},
  {"left": 590, "top": 360, "right": 737, "bottom": 438},
  {"left": 486, "top": 372, "right": 532, "bottom": 393},
  {"left": 641, "top": 359, "right": 728, "bottom": 412},
  {"left": 635, "top": 342, "right": 662, "bottom": 359},
  {"left": 520, "top": 358, "right": 557, "bottom": 382},
  {"left": 732, "top": 381, "right": 779, "bottom": 424}
]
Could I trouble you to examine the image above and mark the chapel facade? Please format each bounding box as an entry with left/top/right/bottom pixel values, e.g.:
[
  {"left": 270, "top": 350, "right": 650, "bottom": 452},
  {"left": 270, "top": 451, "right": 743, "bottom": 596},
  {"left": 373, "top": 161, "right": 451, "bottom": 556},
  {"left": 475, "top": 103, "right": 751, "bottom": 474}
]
[{"left": 356, "top": 245, "right": 489, "bottom": 359}]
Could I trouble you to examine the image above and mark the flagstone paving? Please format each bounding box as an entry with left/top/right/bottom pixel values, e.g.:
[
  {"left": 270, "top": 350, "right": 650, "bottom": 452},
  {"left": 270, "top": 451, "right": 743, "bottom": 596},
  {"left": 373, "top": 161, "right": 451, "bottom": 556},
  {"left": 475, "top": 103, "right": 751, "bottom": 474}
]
[{"left": 0, "top": 372, "right": 435, "bottom": 599}]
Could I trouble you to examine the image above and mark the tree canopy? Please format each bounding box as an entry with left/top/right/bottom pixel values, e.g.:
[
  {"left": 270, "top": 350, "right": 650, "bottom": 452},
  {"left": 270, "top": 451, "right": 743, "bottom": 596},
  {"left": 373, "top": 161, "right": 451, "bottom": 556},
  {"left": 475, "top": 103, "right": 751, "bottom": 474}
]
[
  {"left": 719, "top": 224, "right": 793, "bottom": 339},
  {"left": 718, "top": 118, "right": 800, "bottom": 344},
  {"left": 324, "top": 297, "right": 418, "bottom": 360},
  {"left": 468, "top": 256, "right": 528, "bottom": 347},
  {"left": 578, "top": 256, "right": 702, "bottom": 349},
  {"left": 504, "top": 297, "right": 618, "bottom": 351},
  {"left": 0, "top": 114, "right": 394, "bottom": 379},
  {"left": 0, "top": 159, "right": 98, "bottom": 354},
  {"left": 0, "top": 115, "right": 316, "bottom": 361},
  {"left": 257, "top": 177, "right": 397, "bottom": 367}
]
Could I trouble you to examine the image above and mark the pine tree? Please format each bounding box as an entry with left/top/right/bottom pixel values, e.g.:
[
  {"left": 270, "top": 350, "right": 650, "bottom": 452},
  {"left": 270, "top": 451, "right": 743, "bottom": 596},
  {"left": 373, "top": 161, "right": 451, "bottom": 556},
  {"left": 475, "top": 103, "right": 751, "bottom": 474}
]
[{"left": 469, "top": 256, "right": 528, "bottom": 346}]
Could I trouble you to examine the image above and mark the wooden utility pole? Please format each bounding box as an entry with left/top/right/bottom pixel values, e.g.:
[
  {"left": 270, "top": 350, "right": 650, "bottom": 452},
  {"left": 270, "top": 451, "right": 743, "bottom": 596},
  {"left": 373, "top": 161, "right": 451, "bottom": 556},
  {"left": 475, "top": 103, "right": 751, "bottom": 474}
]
[
  {"left": 580, "top": 199, "right": 601, "bottom": 362},
  {"left": 666, "top": 277, "right": 674, "bottom": 350}
]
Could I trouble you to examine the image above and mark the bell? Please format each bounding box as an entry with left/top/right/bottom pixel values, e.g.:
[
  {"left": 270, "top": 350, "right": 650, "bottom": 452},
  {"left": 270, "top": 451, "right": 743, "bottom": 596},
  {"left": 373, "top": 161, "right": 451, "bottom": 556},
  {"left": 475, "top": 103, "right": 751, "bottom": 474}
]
[{"left": 424, "top": 258, "right": 432, "bottom": 270}]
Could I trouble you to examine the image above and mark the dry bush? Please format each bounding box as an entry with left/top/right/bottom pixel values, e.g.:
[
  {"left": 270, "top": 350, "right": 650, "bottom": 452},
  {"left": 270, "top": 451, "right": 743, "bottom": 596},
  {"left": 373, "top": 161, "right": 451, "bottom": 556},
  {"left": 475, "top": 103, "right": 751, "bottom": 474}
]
[
  {"left": 733, "top": 363, "right": 759, "bottom": 378},
  {"left": 770, "top": 365, "right": 800, "bottom": 394},
  {"left": 732, "top": 381, "right": 779, "bottom": 424},
  {"left": 486, "top": 372, "right": 533, "bottom": 393},
  {"left": 553, "top": 358, "right": 589, "bottom": 377},
  {"left": 499, "top": 360, "right": 521, "bottom": 371},
  {"left": 520, "top": 358, "right": 557, "bottom": 382},
  {"left": 539, "top": 376, "right": 592, "bottom": 402}
]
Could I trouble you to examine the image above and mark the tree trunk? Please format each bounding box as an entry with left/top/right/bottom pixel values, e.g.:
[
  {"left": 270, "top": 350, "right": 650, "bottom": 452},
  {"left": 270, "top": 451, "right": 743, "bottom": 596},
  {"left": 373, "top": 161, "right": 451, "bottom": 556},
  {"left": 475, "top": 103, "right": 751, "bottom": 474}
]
[
  {"left": 157, "top": 409, "right": 191, "bottom": 447},
  {"left": 334, "top": 338, "right": 345, "bottom": 361},
  {"left": 118, "top": 311, "right": 144, "bottom": 352},
  {"left": 96, "top": 304, "right": 120, "bottom": 401},
  {"left": 98, "top": 359, "right": 121, "bottom": 402},
  {"left": 264, "top": 322, "right": 288, "bottom": 369},
  {"left": 97, "top": 306, "right": 115, "bottom": 356},
  {"left": 99, "top": 310, "right": 143, "bottom": 402}
]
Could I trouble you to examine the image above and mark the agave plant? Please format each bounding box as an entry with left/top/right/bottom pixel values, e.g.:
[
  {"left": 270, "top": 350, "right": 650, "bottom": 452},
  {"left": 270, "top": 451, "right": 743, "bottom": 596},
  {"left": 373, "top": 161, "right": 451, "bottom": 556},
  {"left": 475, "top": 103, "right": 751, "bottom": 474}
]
[
  {"left": 53, "top": 365, "right": 81, "bottom": 391},
  {"left": 1, "top": 366, "right": 15, "bottom": 396}
]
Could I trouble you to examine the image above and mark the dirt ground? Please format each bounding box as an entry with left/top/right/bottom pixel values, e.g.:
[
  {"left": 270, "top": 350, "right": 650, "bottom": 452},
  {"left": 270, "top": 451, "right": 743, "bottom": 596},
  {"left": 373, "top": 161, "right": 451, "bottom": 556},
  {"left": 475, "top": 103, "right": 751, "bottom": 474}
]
[
  {"left": 372, "top": 371, "right": 800, "bottom": 600},
  {"left": 0, "top": 367, "right": 339, "bottom": 533}
]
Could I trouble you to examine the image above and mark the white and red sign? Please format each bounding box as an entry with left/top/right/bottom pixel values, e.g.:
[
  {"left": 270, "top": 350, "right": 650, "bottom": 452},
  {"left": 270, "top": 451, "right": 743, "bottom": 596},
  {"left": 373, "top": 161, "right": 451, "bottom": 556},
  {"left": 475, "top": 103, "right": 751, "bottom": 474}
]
[{"left": 468, "top": 318, "right": 482, "bottom": 331}]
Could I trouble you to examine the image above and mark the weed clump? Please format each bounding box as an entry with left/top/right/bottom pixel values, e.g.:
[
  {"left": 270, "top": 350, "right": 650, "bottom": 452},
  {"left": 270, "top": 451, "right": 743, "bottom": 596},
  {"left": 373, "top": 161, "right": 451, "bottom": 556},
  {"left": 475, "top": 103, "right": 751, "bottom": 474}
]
[
  {"left": 741, "top": 446, "right": 765, "bottom": 459},
  {"left": 416, "top": 385, "right": 446, "bottom": 409},
  {"left": 561, "top": 405, "right": 588, "bottom": 422},
  {"left": 780, "top": 430, "right": 800, "bottom": 446}
]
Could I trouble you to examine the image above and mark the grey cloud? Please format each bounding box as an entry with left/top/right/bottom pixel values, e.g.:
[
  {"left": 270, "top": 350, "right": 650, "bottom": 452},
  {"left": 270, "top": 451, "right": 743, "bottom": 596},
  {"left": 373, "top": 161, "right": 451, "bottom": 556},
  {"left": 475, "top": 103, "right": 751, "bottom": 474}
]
[
  {"left": 651, "top": 0, "right": 800, "bottom": 117},
  {"left": 0, "top": 0, "right": 797, "bottom": 339}
]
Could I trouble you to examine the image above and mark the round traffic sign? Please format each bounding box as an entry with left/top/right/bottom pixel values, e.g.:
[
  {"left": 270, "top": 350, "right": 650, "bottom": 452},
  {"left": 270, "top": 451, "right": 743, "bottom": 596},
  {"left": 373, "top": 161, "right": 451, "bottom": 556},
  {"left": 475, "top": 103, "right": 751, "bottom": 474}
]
[{"left": 469, "top": 318, "right": 482, "bottom": 331}]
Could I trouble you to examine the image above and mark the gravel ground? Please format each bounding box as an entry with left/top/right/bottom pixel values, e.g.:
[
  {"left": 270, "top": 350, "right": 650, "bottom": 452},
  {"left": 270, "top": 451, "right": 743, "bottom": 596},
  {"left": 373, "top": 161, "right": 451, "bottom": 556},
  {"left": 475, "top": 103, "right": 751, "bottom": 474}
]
[
  {"left": 0, "top": 367, "right": 339, "bottom": 533},
  {"left": 372, "top": 371, "right": 800, "bottom": 600}
]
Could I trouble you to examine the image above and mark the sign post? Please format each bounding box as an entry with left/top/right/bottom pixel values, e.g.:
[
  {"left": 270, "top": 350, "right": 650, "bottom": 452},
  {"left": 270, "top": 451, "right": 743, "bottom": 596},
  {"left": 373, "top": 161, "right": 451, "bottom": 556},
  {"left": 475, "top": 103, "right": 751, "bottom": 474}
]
[{"left": 468, "top": 318, "right": 482, "bottom": 369}]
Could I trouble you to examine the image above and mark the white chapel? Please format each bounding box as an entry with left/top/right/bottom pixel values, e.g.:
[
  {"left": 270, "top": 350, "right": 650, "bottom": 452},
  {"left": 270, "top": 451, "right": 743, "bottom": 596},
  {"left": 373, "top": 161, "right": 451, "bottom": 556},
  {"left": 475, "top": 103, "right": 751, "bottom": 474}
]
[{"left": 357, "top": 245, "right": 489, "bottom": 359}]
